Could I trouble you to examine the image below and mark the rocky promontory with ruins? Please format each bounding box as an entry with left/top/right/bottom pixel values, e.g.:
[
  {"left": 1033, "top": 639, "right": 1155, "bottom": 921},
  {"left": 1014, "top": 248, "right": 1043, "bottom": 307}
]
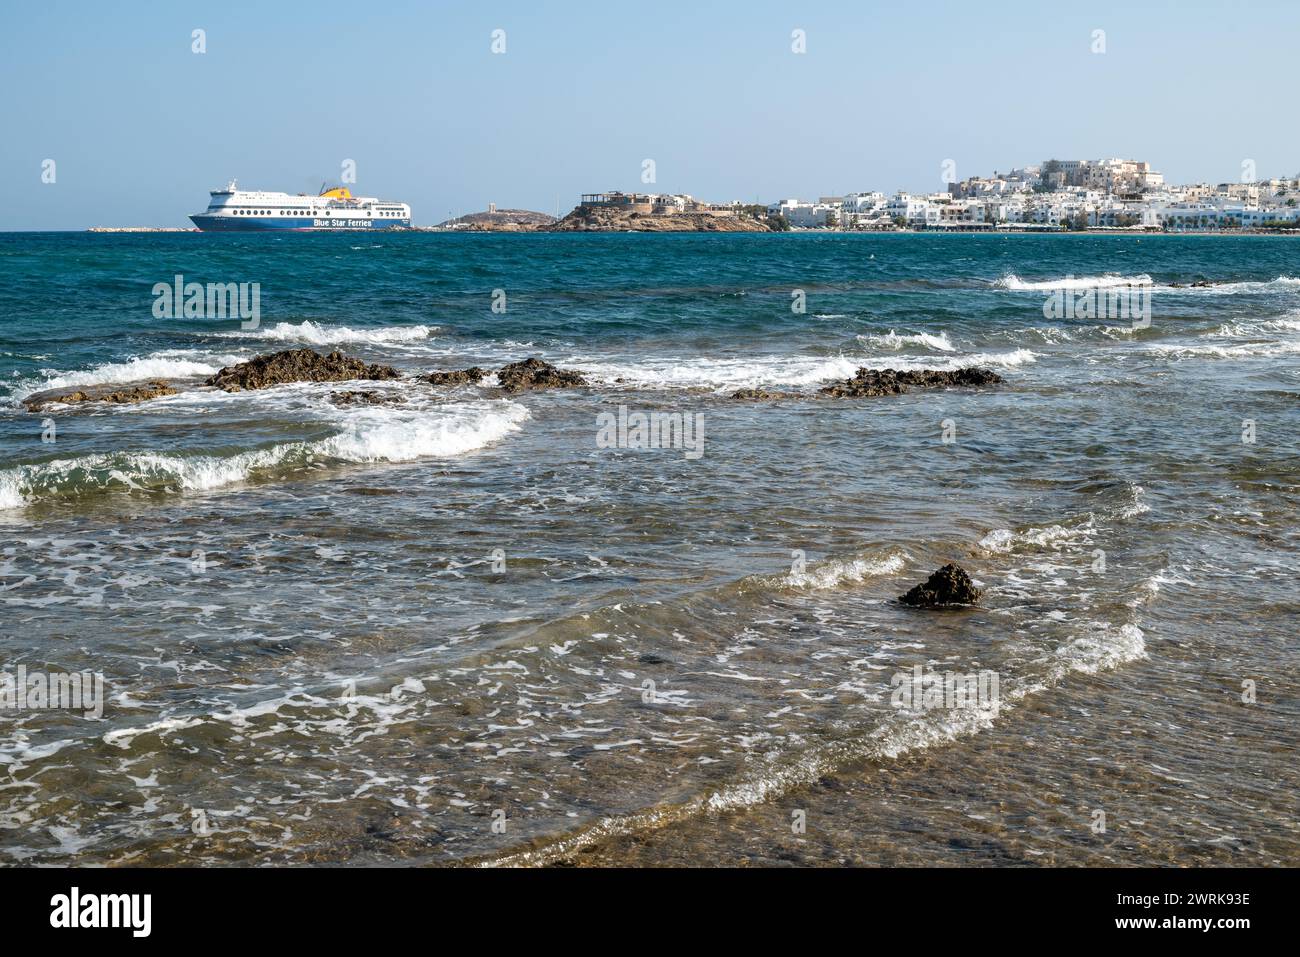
[{"left": 547, "top": 192, "right": 778, "bottom": 232}]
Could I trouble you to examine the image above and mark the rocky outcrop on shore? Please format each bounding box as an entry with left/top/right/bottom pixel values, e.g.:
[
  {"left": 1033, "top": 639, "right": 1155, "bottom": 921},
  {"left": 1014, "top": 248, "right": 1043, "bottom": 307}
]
[
  {"left": 548, "top": 206, "right": 773, "bottom": 233},
  {"left": 22, "top": 380, "right": 178, "bottom": 412},
  {"left": 820, "top": 366, "right": 1004, "bottom": 398},
  {"left": 205, "top": 349, "right": 401, "bottom": 392},
  {"left": 496, "top": 357, "right": 587, "bottom": 391},
  {"left": 898, "top": 564, "right": 982, "bottom": 608},
  {"left": 425, "top": 367, "right": 488, "bottom": 386}
]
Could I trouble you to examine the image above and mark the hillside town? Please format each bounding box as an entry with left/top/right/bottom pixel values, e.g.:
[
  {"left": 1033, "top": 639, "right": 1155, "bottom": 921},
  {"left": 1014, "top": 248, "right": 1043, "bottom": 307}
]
[
  {"left": 429, "top": 158, "right": 1300, "bottom": 233},
  {"left": 765, "top": 158, "right": 1300, "bottom": 231}
]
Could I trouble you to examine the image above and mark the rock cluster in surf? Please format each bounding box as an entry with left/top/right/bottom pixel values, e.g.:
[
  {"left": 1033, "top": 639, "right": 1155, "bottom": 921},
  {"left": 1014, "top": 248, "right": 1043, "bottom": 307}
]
[
  {"left": 425, "top": 367, "right": 487, "bottom": 386},
  {"left": 22, "top": 350, "right": 1006, "bottom": 415},
  {"left": 328, "top": 390, "right": 406, "bottom": 407},
  {"left": 730, "top": 387, "right": 802, "bottom": 400},
  {"left": 898, "top": 564, "right": 982, "bottom": 608},
  {"left": 496, "top": 357, "right": 588, "bottom": 391},
  {"left": 820, "top": 367, "right": 1003, "bottom": 398},
  {"left": 22, "top": 380, "right": 178, "bottom": 412},
  {"left": 204, "top": 349, "right": 401, "bottom": 392}
]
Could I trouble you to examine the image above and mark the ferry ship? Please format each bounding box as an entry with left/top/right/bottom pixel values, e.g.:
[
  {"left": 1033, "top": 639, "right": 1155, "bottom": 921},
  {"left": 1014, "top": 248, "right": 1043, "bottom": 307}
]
[{"left": 190, "top": 180, "right": 412, "bottom": 231}]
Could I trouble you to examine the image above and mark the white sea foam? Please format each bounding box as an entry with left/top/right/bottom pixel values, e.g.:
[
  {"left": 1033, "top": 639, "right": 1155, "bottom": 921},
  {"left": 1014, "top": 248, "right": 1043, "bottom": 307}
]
[
  {"left": 1208, "top": 315, "right": 1300, "bottom": 339},
  {"left": 1171, "top": 276, "right": 1300, "bottom": 294},
  {"left": 952, "top": 348, "right": 1037, "bottom": 368},
  {"left": 316, "top": 399, "right": 530, "bottom": 462},
  {"left": 573, "top": 348, "right": 1034, "bottom": 391},
  {"left": 978, "top": 522, "right": 1090, "bottom": 553},
  {"left": 1054, "top": 623, "right": 1147, "bottom": 675},
  {"left": 572, "top": 354, "right": 863, "bottom": 390},
  {"left": 1266, "top": 316, "right": 1300, "bottom": 331},
  {"left": 0, "top": 477, "right": 23, "bottom": 511},
  {"left": 1015, "top": 326, "right": 1075, "bottom": 344},
  {"left": 997, "top": 273, "right": 1153, "bottom": 291},
  {"left": 213, "top": 320, "right": 436, "bottom": 346}
]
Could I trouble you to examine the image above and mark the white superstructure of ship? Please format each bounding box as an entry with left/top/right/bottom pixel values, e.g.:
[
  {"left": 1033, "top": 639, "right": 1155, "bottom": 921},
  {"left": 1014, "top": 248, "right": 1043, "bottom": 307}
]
[{"left": 191, "top": 180, "right": 411, "bottom": 231}]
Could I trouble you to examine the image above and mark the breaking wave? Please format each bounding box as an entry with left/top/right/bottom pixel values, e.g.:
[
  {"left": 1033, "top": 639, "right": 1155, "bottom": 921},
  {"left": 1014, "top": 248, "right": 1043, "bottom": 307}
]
[
  {"left": 8, "top": 350, "right": 245, "bottom": 403},
  {"left": 997, "top": 273, "right": 1153, "bottom": 291},
  {"left": 0, "top": 399, "right": 529, "bottom": 510},
  {"left": 213, "top": 320, "right": 436, "bottom": 346},
  {"left": 860, "top": 330, "right": 956, "bottom": 352},
  {"left": 1145, "top": 340, "right": 1300, "bottom": 360},
  {"left": 773, "top": 551, "right": 907, "bottom": 591}
]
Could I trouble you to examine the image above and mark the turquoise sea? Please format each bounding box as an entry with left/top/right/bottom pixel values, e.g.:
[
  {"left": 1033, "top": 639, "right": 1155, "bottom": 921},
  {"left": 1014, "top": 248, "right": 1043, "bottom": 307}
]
[{"left": 0, "top": 232, "right": 1296, "bottom": 865}]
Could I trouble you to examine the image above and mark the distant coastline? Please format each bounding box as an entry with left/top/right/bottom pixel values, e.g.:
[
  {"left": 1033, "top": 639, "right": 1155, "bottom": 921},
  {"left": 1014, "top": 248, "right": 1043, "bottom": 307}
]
[{"left": 76, "top": 225, "right": 1300, "bottom": 236}]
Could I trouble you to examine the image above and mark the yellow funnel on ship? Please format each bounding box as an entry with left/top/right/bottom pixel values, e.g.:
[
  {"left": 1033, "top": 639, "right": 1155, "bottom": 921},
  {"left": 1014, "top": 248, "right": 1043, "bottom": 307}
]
[{"left": 319, "top": 186, "right": 353, "bottom": 199}]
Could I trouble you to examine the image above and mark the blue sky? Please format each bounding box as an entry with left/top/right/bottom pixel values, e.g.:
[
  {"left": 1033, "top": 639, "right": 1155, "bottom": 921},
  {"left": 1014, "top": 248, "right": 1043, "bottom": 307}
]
[{"left": 3, "top": 0, "right": 1298, "bottom": 228}]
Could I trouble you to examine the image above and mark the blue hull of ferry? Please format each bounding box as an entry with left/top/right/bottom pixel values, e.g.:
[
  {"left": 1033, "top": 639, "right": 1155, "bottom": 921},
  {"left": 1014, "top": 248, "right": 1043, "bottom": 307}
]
[{"left": 190, "top": 215, "right": 411, "bottom": 232}]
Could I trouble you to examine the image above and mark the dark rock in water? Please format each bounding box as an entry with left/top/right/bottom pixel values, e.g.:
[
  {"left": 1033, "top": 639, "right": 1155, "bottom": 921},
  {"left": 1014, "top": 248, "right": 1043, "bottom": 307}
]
[
  {"left": 731, "top": 387, "right": 803, "bottom": 400},
  {"left": 496, "top": 357, "right": 587, "bottom": 391},
  {"left": 1190, "top": 279, "right": 1213, "bottom": 288},
  {"left": 205, "top": 349, "right": 401, "bottom": 392},
  {"left": 22, "top": 380, "right": 177, "bottom": 411},
  {"left": 328, "top": 390, "right": 406, "bottom": 407},
  {"left": 898, "top": 563, "right": 982, "bottom": 607},
  {"left": 820, "top": 366, "right": 1004, "bottom": 398},
  {"left": 425, "top": 367, "right": 487, "bottom": 386}
]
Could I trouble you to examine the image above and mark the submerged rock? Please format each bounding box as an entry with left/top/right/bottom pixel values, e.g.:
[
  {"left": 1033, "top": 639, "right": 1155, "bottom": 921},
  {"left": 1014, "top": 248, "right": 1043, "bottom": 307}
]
[
  {"left": 898, "top": 564, "right": 982, "bottom": 608},
  {"left": 22, "top": 380, "right": 177, "bottom": 412},
  {"left": 328, "top": 390, "right": 406, "bottom": 407},
  {"left": 496, "top": 357, "right": 587, "bottom": 391},
  {"left": 820, "top": 366, "right": 1004, "bottom": 398},
  {"left": 731, "top": 387, "right": 802, "bottom": 400},
  {"left": 425, "top": 367, "right": 487, "bottom": 386},
  {"left": 205, "top": 349, "right": 400, "bottom": 392}
]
